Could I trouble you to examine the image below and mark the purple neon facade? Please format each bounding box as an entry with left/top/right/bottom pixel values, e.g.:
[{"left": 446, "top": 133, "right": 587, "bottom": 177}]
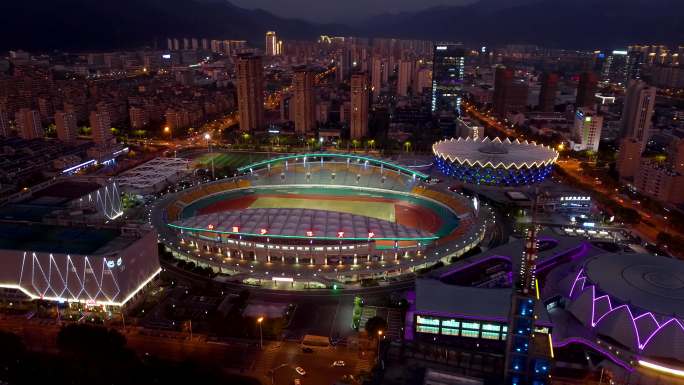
[
  {"left": 553, "top": 337, "right": 634, "bottom": 372},
  {"left": 566, "top": 268, "right": 684, "bottom": 360}
]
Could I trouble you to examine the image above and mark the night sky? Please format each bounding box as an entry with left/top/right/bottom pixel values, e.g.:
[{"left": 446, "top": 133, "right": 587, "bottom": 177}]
[{"left": 229, "top": 0, "right": 476, "bottom": 23}]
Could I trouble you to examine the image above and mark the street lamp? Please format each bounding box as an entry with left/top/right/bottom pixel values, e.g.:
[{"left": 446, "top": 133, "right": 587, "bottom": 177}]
[{"left": 257, "top": 316, "right": 264, "bottom": 349}]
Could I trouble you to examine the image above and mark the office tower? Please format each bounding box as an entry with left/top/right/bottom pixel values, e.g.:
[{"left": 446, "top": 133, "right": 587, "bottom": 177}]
[
  {"left": 350, "top": 72, "right": 369, "bottom": 139},
  {"left": 0, "top": 107, "right": 9, "bottom": 137},
  {"left": 201, "top": 38, "right": 209, "bottom": 51},
  {"left": 293, "top": 67, "right": 316, "bottom": 134},
  {"left": 620, "top": 80, "right": 656, "bottom": 148},
  {"left": 626, "top": 50, "right": 645, "bottom": 81},
  {"left": 15, "top": 108, "right": 43, "bottom": 140},
  {"left": 265, "top": 31, "right": 278, "bottom": 56},
  {"left": 571, "top": 108, "right": 603, "bottom": 152},
  {"left": 89, "top": 110, "right": 112, "bottom": 146},
  {"left": 173, "top": 38, "right": 180, "bottom": 51},
  {"left": 431, "top": 44, "right": 465, "bottom": 113},
  {"left": 576, "top": 72, "right": 598, "bottom": 108},
  {"left": 191, "top": 38, "right": 199, "bottom": 50},
  {"left": 397, "top": 60, "right": 413, "bottom": 97},
  {"left": 416, "top": 68, "right": 432, "bottom": 94},
  {"left": 183, "top": 38, "right": 190, "bottom": 50},
  {"left": 371, "top": 56, "right": 382, "bottom": 102},
  {"left": 54, "top": 110, "right": 78, "bottom": 144},
  {"left": 340, "top": 101, "right": 351, "bottom": 124},
  {"left": 538, "top": 72, "right": 558, "bottom": 112},
  {"left": 493, "top": 67, "right": 528, "bottom": 118},
  {"left": 602, "top": 50, "right": 629, "bottom": 85},
  {"left": 236, "top": 53, "right": 264, "bottom": 132},
  {"left": 167, "top": 38, "right": 173, "bottom": 51}
]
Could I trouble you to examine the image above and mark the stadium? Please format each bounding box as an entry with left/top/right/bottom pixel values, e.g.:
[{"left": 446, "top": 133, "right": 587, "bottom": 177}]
[
  {"left": 153, "top": 153, "right": 488, "bottom": 287},
  {"left": 558, "top": 252, "right": 684, "bottom": 363},
  {"left": 433, "top": 137, "right": 558, "bottom": 185}
]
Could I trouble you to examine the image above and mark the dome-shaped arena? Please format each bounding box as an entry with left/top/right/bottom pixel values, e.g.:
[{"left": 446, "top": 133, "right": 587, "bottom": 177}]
[
  {"left": 560, "top": 253, "right": 684, "bottom": 361},
  {"left": 433, "top": 137, "right": 558, "bottom": 185}
]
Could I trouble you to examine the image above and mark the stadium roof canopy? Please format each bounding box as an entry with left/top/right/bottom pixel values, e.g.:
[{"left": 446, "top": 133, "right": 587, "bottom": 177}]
[
  {"left": 237, "top": 153, "right": 430, "bottom": 180},
  {"left": 170, "top": 208, "right": 438, "bottom": 241},
  {"left": 433, "top": 137, "right": 558, "bottom": 170}
]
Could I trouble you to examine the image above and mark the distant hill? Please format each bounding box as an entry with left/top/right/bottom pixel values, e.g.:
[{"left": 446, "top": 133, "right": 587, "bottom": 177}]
[
  {"left": 1, "top": 0, "right": 682, "bottom": 52},
  {"left": 0, "top": 0, "right": 347, "bottom": 51},
  {"left": 358, "top": 0, "right": 684, "bottom": 49}
]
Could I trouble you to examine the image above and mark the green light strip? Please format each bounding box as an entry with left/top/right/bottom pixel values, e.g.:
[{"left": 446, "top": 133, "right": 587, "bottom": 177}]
[
  {"left": 167, "top": 223, "right": 438, "bottom": 242},
  {"left": 236, "top": 153, "right": 430, "bottom": 180}
]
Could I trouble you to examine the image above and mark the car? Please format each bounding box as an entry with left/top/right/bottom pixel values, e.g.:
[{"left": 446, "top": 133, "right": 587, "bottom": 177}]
[
  {"left": 301, "top": 347, "right": 314, "bottom": 353},
  {"left": 332, "top": 360, "right": 346, "bottom": 367},
  {"left": 295, "top": 367, "right": 306, "bottom": 376}
]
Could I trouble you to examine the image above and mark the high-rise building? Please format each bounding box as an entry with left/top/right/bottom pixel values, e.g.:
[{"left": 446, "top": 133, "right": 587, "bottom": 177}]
[
  {"left": 236, "top": 53, "right": 265, "bottom": 132},
  {"left": 397, "top": 60, "right": 413, "bottom": 97},
  {"left": 371, "top": 56, "right": 382, "bottom": 102},
  {"left": 54, "top": 110, "right": 78, "bottom": 144},
  {"left": 15, "top": 108, "right": 43, "bottom": 140},
  {"left": 634, "top": 160, "right": 684, "bottom": 204},
  {"left": 538, "top": 72, "right": 558, "bottom": 112},
  {"left": 293, "top": 67, "right": 316, "bottom": 134},
  {"left": 129, "top": 106, "right": 149, "bottom": 129},
  {"left": 576, "top": 72, "right": 598, "bottom": 108},
  {"left": 265, "top": 31, "right": 278, "bottom": 56},
  {"left": 350, "top": 72, "right": 369, "bottom": 139},
  {"left": 616, "top": 138, "right": 643, "bottom": 180},
  {"left": 493, "top": 67, "right": 528, "bottom": 118},
  {"left": 89, "top": 110, "right": 112, "bottom": 146},
  {"left": 0, "top": 107, "right": 9, "bottom": 137},
  {"left": 570, "top": 107, "right": 603, "bottom": 152},
  {"left": 315, "top": 101, "right": 330, "bottom": 124},
  {"left": 602, "top": 50, "right": 629, "bottom": 85},
  {"left": 431, "top": 44, "right": 465, "bottom": 113},
  {"left": 620, "top": 80, "right": 656, "bottom": 149}
]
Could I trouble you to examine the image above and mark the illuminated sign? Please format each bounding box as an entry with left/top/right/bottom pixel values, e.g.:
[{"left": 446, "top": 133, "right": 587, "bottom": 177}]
[
  {"left": 306, "top": 231, "right": 314, "bottom": 237},
  {"left": 272, "top": 277, "right": 294, "bottom": 282},
  {"left": 368, "top": 232, "right": 375, "bottom": 239},
  {"left": 436, "top": 46, "right": 447, "bottom": 50},
  {"left": 232, "top": 226, "right": 240, "bottom": 233},
  {"left": 207, "top": 224, "right": 214, "bottom": 230},
  {"left": 337, "top": 231, "right": 345, "bottom": 238},
  {"left": 162, "top": 54, "right": 171, "bottom": 59},
  {"left": 612, "top": 50, "right": 628, "bottom": 55},
  {"left": 260, "top": 228, "right": 268, "bottom": 235}
]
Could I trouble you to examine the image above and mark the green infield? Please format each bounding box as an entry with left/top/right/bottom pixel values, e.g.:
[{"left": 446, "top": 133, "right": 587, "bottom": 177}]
[{"left": 193, "top": 152, "right": 269, "bottom": 170}]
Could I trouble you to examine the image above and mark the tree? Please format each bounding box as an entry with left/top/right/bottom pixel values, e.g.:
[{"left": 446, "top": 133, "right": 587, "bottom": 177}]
[{"left": 364, "top": 316, "right": 388, "bottom": 338}]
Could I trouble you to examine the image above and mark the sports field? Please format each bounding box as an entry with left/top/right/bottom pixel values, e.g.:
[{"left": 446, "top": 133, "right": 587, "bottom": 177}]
[
  {"left": 183, "top": 186, "right": 457, "bottom": 236},
  {"left": 249, "top": 196, "right": 395, "bottom": 222},
  {"left": 192, "top": 152, "right": 268, "bottom": 170}
]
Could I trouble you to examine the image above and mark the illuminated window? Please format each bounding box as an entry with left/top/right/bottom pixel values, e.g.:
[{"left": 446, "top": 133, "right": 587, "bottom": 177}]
[
  {"left": 461, "top": 322, "right": 480, "bottom": 330},
  {"left": 534, "top": 326, "right": 550, "bottom": 334},
  {"left": 481, "top": 332, "right": 500, "bottom": 340},
  {"left": 417, "top": 316, "right": 440, "bottom": 326},
  {"left": 482, "top": 323, "right": 501, "bottom": 332},
  {"left": 441, "top": 327, "right": 459, "bottom": 336},
  {"left": 442, "top": 319, "right": 459, "bottom": 328},
  {"left": 461, "top": 330, "right": 479, "bottom": 338},
  {"left": 417, "top": 325, "right": 439, "bottom": 334},
  {"left": 502, "top": 326, "right": 508, "bottom": 332},
  {"left": 501, "top": 333, "right": 507, "bottom": 340}
]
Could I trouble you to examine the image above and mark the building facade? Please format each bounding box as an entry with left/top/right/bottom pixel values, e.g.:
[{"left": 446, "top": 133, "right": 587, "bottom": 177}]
[
  {"left": 236, "top": 53, "right": 265, "bottom": 132},
  {"left": 431, "top": 44, "right": 465, "bottom": 113},
  {"left": 293, "top": 67, "right": 316, "bottom": 134},
  {"left": 350, "top": 72, "right": 369, "bottom": 139}
]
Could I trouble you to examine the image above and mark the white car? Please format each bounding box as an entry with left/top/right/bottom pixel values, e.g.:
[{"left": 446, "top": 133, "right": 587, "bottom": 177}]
[
  {"left": 295, "top": 367, "right": 306, "bottom": 376},
  {"left": 332, "top": 360, "right": 346, "bottom": 367}
]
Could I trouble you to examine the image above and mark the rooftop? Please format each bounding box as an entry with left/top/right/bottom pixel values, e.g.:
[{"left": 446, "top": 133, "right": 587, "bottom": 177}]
[
  {"left": 0, "top": 222, "right": 130, "bottom": 255},
  {"left": 433, "top": 137, "right": 558, "bottom": 169}
]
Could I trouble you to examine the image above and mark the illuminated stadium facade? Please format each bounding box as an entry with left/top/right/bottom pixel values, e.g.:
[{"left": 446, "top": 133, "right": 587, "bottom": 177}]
[
  {"left": 559, "top": 253, "right": 684, "bottom": 363},
  {"left": 433, "top": 137, "right": 558, "bottom": 185},
  {"left": 153, "top": 153, "right": 489, "bottom": 286},
  {"left": 0, "top": 223, "right": 160, "bottom": 307}
]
